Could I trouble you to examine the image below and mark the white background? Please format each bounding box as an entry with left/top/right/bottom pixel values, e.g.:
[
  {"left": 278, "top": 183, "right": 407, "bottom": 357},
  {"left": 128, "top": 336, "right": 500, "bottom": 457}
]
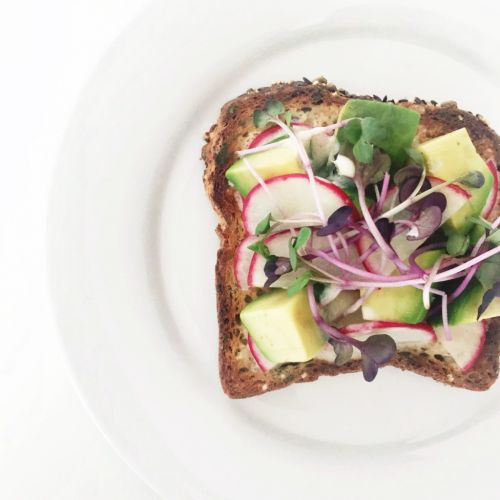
[
  {"left": 2, "top": 0, "right": 499, "bottom": 499},
  {"left": 0, "top": 1, "right": 158, "bottom": 498}
]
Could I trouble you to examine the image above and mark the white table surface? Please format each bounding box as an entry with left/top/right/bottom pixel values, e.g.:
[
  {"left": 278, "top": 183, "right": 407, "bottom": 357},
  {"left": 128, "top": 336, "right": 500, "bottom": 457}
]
[{"left": 0, "top": 1, "right": 158, "bottom": 498}]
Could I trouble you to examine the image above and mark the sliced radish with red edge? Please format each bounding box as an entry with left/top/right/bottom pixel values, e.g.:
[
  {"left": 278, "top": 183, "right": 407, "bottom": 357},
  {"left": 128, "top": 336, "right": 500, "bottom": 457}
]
[{"left": 248, "top": 334, "right": 276, "bottom": 372}]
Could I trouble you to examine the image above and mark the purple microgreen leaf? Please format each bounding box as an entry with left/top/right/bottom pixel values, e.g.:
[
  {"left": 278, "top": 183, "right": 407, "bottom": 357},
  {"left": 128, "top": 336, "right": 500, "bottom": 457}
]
[
  {"left": 362, "top": 334, "right": 397, "bottom": 365},
  {"left": 446, "top": 232, "right": 470, "bottom": 257},
  {"left": 287, "top": 271, "right": 313, "bottom": 296},
  {"left": 248, "top": 240, "right": 271, "bottom": 258},
  {"left": 409, "top": 192, "right": 447, "bottom": 214},
  {"left": 478, "top": 282, "right": 500, "bottom": 319},
  {"left": 274, "top": 257, "right": 292, "bottom": 276},
  {"left": 374, "top": 218, "right": 395, "bottom": 243},
  {"left": 330, "top": 339, "right": 354, "bottom": 366},
  {"left": 398, "top": 176, "right": 430, "bottom": 203},
  {"left": 361, "top": 356, "right": 379, "bottom": 382},
  {"left": 317, "top": 206, "right": 353, "bottom": 236},
  {"left": 406, "top": 205, "right": 442, "bottom": 241},
  {"left": 255, "top": 212, "right": 272, "bottom": 235},
  {"left": 393, "top": 165, "right": 423, "bottom": 186},
  {"left": 458, "top": 170, "right": 485, "bottom": 189}
]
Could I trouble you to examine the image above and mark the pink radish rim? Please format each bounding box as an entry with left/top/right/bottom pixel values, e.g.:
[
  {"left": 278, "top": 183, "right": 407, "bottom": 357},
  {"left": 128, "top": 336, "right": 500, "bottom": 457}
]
[
  {"left": 248, "top": 122, "right": 310, "bottom": 148},
  {"left": 462, "top": 320, "right": 487, "bottom": 372},
  {"left": 242, "top": 173, "right": 356, "bottom": 234},
  {"left": 340, "top": 321, "right": 436, "bottom": 340},
  {"left": 482, "top": 159, "right": 498, "bottom": 218}
]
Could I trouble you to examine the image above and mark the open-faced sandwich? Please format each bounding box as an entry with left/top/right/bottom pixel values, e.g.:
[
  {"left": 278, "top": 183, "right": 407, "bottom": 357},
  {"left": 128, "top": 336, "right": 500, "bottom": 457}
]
[{"left": 202, "top": 79, "right": 500, "bottom": 398}]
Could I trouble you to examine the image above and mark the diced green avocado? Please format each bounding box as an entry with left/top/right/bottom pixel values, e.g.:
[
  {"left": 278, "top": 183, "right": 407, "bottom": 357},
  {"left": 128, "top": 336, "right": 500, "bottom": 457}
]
[
  {"left": 225, "top": 146, "right": 302, "bottom": 196},
  {"left": 417, "top": 128, "right": 493, "bottom": 234},
  {"left": 338, "top": 99, "right": 420, "bottom": 168},
  {"left": 431, "top": 278, "right": 500, "bottom": 326},
  {"left": 240, "top": 289, "right": 326, "bottom": 363},
  {"left": 362, "top": 250, "right": 443, "bottom": 324}
]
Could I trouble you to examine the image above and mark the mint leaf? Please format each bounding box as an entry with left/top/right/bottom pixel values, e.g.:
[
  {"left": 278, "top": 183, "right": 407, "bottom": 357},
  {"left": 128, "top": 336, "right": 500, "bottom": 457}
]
[
  {"left": 248, "top": 240, "right": 271, "bottom": 259},
  {"left": 458, "top": 170, "right": 485, "bottom": 188},
  {"left": 295, "top": 227, "right": 312, "bottom": 250},
  {"left": 265, "top": 99, "right": 285, "bottom": 117},
  {"left": 255, "top": 213, "right": 272, "bottom": 235},
  {"left": 361, "top": 117, "right": 387, "bottom": 144},
  {"left": 253, "top": 109, "right": 270, "bottom": 128},
  {"left": 338, "top": 119, "right": 361, "bottom": 145},
  {"left": 287, "top": 271, "right": 313, "bottom": 296},
  {"left": 353, "top": 139, "right": 374, "bottom": 164},
  {"left": 446, "top": 232, "right": 470, "bottom": 256}
]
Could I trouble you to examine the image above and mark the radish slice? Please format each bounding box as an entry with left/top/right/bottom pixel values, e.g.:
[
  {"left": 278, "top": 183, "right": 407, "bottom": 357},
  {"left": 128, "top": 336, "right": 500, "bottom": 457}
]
[
  {"left": 249, "top": 122, "right": 311, "bottom": 148},
  {"left": 434, "top": 321, "right": 486, "bottom": 372},
  {"left": 247, "top": 334, "right": 276, "bottom": 372},
  {"left": 316, "top": 321, "right": 436, "bottom": 363},
  {"left": 482, "top": 159, "right": 498, "bottom": 218},
  {"left": 243, "top": 173, "right": 354, "bottom": 235},
  {"left": 248, "top": 230, "right": 358, "bottom": 288},
  {"left": 234, "top": 236, "right": 259, "bottom": 289},
  {"left": 341, "top": 321, "right": 436, "bottom": 343}
]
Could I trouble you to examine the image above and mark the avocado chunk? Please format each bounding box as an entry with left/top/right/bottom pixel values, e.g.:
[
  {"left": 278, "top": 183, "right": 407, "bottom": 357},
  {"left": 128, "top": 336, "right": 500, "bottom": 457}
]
[
  {"left": 431, "top": 278, "right": 500, "bottom": 326},
  {"left": 338, "top": 99, "right": 420, "bottom": 168},
  {"left": 362, "top": 250, "right": 443, "bottom": 324},
  {"left": 225, "top": 146, "right": 302, "bottom": 196},
  {"left": 240, "top": 289, "right": 326, "bottom": 363},
  {"left": 417, "top": 128, "right": 493, "bottom": 234}
]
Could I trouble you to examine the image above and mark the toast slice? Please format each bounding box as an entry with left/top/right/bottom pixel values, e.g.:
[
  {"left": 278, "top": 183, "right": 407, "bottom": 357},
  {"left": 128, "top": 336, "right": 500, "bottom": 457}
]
[{"left": 202, "top": 79, "right": 500, "bottom": 398}]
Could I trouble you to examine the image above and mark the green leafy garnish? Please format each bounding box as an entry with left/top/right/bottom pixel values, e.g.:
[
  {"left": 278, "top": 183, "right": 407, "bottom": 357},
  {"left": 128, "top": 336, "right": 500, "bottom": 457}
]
[
  {"left": 338, "top": 119, "right": 361, "bottom": 144},
  {"left": 446, "top": 233, "right": 470, "bottom": 256},
  {"left": 255, "top": 213, "right": 272, "bottom": 235},
  {"left": 457, "top": 170, "right": 485, "bottom": 188},
  {"left": 287, "top": 271, "right": 313, "bottom": 296},
  {"left": 295, "top": 227, "right": 312, "bottom": 249},
  {"left": 353, "top": 139, "right": 374, "bottom": 164},
  {"left": 248, "top": 240, "right": 271, "bottom": 259},
  {"left": 265, "top": 99, "right": 285, "bottom": 116},
  {"left": 288, "top": 227, "right": 312, "bottom": 271},
  {"left": 253, "top": 100, "right": 287, "bottom": 128},
  {"left": 476, "top": 251, "right": 500, "bottom": 290},
  {"left": 283, "top": 110, "right": 293, "bottom": 127},
  {"left": 406, "top": 147, "right": 424, "bottom": 166},
  {"left": 361, "top": 117, "right": 387, "bottom": 144},
  {"left": 470, "top": 216, "right": 493, "bottom": 231}
]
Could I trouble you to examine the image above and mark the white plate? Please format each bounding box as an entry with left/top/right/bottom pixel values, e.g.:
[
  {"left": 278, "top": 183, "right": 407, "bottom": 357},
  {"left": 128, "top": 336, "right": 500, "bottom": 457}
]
[{"left": 49, "top": 1, "right": 500, "bottom": 498}]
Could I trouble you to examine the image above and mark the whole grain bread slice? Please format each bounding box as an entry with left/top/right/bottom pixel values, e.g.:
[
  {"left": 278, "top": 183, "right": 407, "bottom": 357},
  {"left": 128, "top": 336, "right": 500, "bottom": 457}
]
[{"left": 202, "top": 80, "right": 500, "bottom": 398}]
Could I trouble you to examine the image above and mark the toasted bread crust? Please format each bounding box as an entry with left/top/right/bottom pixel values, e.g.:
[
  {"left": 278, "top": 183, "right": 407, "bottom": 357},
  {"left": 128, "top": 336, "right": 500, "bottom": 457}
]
[{"left": 202, "top": 80, "right": 500, "bottom": 398}]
